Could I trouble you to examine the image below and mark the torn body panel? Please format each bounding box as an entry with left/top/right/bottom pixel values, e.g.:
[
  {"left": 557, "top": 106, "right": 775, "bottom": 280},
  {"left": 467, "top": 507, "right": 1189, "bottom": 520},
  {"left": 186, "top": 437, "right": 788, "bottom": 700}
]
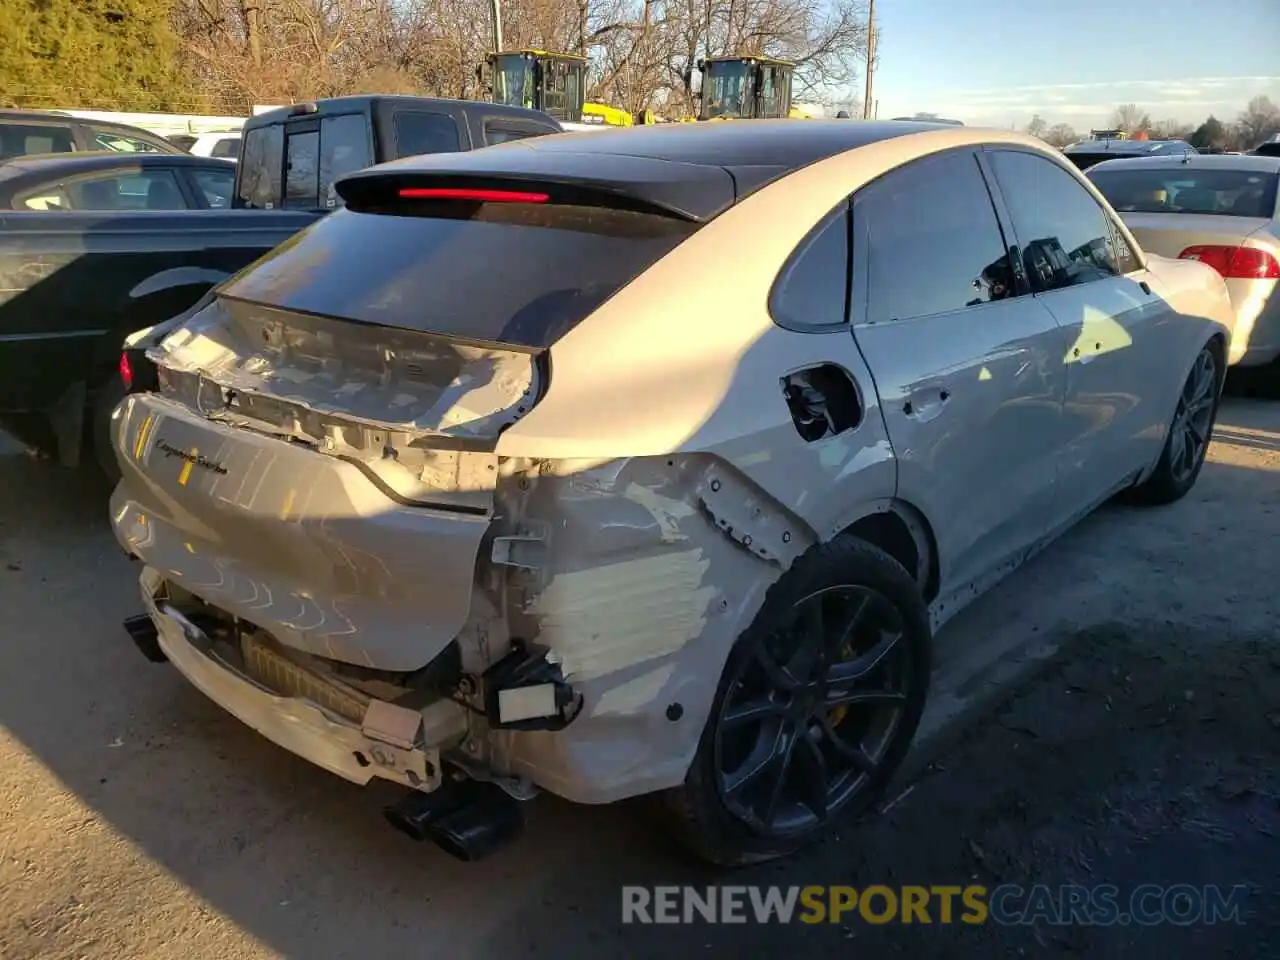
[{"left": 481, "top": 454, "right": 808, "bottom": 803}]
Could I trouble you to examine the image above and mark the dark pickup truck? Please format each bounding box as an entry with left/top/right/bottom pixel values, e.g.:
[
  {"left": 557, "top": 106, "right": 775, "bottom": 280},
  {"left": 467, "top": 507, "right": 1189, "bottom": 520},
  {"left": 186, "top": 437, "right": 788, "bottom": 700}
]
[{"left": 0, "top": 95, "right": 563, "bottom": 477}]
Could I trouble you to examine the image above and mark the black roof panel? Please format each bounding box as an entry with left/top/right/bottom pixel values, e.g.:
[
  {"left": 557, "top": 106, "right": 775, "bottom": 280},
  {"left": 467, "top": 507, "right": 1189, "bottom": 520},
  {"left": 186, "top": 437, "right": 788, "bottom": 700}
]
[{"left": 340, "top": 119, "right": 941, "bottom": 219}]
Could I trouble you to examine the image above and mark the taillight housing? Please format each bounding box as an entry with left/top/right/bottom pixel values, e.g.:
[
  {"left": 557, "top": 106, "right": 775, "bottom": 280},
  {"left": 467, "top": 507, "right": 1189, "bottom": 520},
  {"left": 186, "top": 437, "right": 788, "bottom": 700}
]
[{"left": 1178, "top": 244, "right": 1280, "bottom": 280}]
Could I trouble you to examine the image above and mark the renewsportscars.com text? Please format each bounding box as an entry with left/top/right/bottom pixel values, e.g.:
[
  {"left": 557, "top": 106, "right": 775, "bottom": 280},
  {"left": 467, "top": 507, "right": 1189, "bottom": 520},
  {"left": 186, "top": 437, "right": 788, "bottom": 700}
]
[{"left": 621, "top": 884, "right": 1251, "bottom": 926}]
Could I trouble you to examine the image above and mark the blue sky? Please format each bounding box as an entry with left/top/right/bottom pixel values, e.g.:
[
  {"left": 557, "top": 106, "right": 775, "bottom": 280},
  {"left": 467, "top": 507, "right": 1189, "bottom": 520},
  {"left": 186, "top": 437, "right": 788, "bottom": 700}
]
[{"left": 868, "top": 0, "right": 1280, "bottom": 129}]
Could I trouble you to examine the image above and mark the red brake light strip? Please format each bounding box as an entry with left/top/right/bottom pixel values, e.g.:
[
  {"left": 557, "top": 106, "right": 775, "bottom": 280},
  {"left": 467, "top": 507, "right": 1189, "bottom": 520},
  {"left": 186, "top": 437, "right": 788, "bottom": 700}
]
[{"left": 396, "top": 187, "right": 550, "bottom": 203}]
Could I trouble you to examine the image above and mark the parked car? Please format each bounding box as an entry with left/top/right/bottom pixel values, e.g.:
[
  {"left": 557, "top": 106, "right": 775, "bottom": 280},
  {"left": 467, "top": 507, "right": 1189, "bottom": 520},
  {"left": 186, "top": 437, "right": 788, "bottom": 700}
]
[
  {"left": 0, "top": 152, "right": 313, "bottom": 475},
  {"left": 1087, "top": 153, "right": 1280, "bottom": 367},
  {"left": 109, "top": 120, "right": 1234, "bottom": 867},
  {"left": 0, "top": 97, "right": 564, "bottom": 478},
  {"left": 0, "top": 109, "right": 183, "bottom": 159},
  {"left": 1062, "top": 137, "right": 1196, "bottom": 171},
  {"left": 183, "top": 131, "right": 242, "bottom": 162}
]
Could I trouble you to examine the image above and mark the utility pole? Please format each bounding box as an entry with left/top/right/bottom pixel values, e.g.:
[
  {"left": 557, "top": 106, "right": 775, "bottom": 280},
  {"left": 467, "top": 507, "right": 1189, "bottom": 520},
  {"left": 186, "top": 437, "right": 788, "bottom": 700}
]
[
  {"left": 862, "top": 0, "right": 876, "bottom": 119},
  {"left": 491, "top": 0, "right": 503, "bottom": 51}
]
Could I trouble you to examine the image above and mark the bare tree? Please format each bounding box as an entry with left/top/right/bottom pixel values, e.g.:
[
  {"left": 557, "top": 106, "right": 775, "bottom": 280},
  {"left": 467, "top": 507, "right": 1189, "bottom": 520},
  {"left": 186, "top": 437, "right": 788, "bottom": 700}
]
[
  {"left": 1236, "top": 95, "right": 1280, "bottom": 149},
  {"left": 172, "top": 0, "right": 870, "bottom": 118},
  {"left": 1043, "top": 123, "right": 1077, "bottom": 148},
  {"left": 1025, "top": 113, "right": 1046, "bottom": 139},
  {"left": 1109, "top": 103, "right": 1150, "bottom": 135}
]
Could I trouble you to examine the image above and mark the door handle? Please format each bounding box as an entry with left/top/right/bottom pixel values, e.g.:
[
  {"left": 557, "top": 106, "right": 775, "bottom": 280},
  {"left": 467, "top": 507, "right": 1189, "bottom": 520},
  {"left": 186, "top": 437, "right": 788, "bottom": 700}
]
[{"left": 903, "top": 389, "right": 950, "bottom": 417}]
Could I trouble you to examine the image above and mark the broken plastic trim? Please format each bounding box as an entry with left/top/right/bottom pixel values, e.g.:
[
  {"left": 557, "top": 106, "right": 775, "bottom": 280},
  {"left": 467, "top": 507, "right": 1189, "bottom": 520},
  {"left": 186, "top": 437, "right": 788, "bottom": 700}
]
[{"left": 482, "top": 641, "right": 581, "bottom": 731}]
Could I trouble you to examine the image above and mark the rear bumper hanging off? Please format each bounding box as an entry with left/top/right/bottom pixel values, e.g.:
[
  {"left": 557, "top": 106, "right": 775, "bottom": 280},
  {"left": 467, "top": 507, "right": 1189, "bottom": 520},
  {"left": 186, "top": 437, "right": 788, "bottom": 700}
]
[{"left": 135, "top": 566, "right": 469, "bottom": 793}]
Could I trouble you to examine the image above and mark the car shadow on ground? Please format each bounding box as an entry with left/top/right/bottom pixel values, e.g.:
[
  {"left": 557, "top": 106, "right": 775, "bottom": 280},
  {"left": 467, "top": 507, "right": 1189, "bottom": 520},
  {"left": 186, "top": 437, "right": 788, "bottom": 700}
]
[{"left": 1, "top": 396, "right": 1278, "bottom": 958}]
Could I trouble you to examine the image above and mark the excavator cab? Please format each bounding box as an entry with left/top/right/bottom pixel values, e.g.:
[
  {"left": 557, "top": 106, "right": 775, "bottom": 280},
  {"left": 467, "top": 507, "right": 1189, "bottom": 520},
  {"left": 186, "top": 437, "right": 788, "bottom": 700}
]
[
  {"left": 486, "top": 49, "right": 587, "bottom": 124},
  {"left": 696, "top": 56, "right": 795, "bottom": 120}
]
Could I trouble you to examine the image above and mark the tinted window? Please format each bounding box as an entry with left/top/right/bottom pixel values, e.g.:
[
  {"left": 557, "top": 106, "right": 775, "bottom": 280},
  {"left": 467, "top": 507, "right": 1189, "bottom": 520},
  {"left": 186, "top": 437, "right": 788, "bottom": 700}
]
[
  {"left": 857, "top": 150, "right": 1014, "bottom": 323},
  {"left": 15, "top": 169, "right": 187, "bottom": 211},
  {"left": 284, "top": 129, "right": 320, "bottom": 209},
  {"left": 93, "top": 129, "right": 168, "bottom": 153},
  {"left": 990, "top": 150, "right": 1120, "bottom": 291},
  {"left": 191, "top": 167, "right": 236, "bottom": 208},
  {"left": 0, "top": 123, "right": 75, "bottom": 158},
  {"left": 220, "top": 202, "right": 697, "bottom": 349},
  {"left": 169, "top": 134, "right": 198, "bottom": 152},
  {"left": 393, "top": 112, "right": 461, "bottom": 157},
  {"left": 1088, "top": 166, "right": 1278, "bottom": 218},
  {"left": 238, "top": 123, "right": 284, "bottom": 209},
  {"left": 484, "top": 123, "right": 544, "bottom": 145},
  {"left": 771, "top": 204, "right": 849, "bottom": 329},
  {"left": 318, "top": 114, "right": 371, "bottom": 208},
  {"left": 211, "top": 137, "right": 241, "bottom": 159}
]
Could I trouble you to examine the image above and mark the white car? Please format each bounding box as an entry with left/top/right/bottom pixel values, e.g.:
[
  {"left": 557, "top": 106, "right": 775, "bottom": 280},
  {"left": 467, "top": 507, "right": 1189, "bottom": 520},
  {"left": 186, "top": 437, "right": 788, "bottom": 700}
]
[
  {"left": 180, "top": 131, "right": 241, "bottom": 162},
  {"left": 1088, "top": 153, "right": 1280, "bottom": 366},
  {"left": 111, "top": 121, "right": 1234, "bottom": 867}
]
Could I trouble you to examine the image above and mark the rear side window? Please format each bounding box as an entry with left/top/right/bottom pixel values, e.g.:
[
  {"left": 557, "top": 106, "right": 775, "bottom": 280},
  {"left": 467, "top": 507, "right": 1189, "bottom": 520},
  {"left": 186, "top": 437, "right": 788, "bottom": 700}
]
[
  {"left": 394, "top": 112, "right": 462, "bottom": 156},
  {"left": 238, "top": 123, "right": 284, "bottom": 208},
  {"left": 191, "top": 167, "right": 236, "bottom": 208},
  {"left": 770, "top": 203, "right": 850, "bottom": 330},
  {"left": 857, "top": 150, "right": 1014, "bottom": 323},
  {"left": 1088, "top": 166, "right": 1278, "bottom": 218},
  {"left": 0, "top": 123, "right": 75, "bottom": 158},
  {"left": 484, "top": 122, "right": 545, "bottom": 145},
  {"left": 219, "top": 201, "right": 696, "bottom": 348},
  {"left": 93, "top": 129, "right": 168, "bottom": 153},
  {"left": 14, "top": 169, "right": 188, "bottom": 211},
  {"left": 211, "top": 137, "right": 240, "bottom": 159}
]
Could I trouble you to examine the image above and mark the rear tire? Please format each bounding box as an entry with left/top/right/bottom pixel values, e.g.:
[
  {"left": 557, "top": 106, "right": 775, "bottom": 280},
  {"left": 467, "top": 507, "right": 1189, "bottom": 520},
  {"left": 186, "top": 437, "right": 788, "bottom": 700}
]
[
  {"left": 660, "top": 535, "right": 931, "bottom": 866},
  {"left": 1128, "top": 342, "right": 1222, "bottom": 506}
]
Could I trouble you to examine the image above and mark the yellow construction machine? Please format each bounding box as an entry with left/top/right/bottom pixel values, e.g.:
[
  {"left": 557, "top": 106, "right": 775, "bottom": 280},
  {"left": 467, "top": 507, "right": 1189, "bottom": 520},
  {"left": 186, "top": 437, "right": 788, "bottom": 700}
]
[
  {"left": 693, "top": 55, "right": 806, "bottom": 120},
  {"left": 482, "top": 49, "right": 653, "bottom": 129}
]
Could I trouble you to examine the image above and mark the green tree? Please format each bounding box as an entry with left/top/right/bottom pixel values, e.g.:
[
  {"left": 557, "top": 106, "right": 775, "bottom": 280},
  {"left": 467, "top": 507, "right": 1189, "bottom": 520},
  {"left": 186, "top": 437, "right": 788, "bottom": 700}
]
[
  {"left": 0, "top": 0, "right": 198, "bottom": 111},
  {"left": 1190, "top": 115, "right": 1229, "bottom": 151}
]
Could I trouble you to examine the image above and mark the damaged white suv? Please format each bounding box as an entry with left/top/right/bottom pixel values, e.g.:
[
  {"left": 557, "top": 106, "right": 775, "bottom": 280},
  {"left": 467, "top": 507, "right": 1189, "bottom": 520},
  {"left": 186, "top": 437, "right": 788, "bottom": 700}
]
[{"left": 111, "top": 120, "right": 1232, "bottom": 866}]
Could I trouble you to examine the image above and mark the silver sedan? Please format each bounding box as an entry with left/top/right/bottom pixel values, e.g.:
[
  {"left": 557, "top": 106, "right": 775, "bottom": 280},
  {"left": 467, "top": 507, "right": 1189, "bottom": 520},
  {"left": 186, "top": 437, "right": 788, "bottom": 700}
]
[
  {"left": 109, "top": 121, "right": 1234, "bottom": 867},
  {"left": 1087, "top": 153, "right": 1280, "bottom": 367}
]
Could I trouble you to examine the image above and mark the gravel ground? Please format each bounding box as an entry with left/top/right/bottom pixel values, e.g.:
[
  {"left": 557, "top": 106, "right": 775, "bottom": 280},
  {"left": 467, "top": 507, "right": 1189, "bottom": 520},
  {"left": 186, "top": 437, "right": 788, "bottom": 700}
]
[{"left": 1, "top": 392, "right": 1278, "bottom": 959}]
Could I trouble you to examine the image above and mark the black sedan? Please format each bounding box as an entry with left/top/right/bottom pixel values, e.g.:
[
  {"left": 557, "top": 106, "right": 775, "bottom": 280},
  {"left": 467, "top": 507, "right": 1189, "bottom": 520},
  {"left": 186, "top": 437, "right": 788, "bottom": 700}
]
[{"left": 0, "top": 151, "right": 237, "bottom": 212}]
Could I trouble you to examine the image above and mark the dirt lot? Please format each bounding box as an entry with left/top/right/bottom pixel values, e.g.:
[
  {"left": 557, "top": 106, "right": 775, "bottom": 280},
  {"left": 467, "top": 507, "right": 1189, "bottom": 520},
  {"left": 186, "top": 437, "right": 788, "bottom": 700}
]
[{"left": 1, "top": 393, "right": 1278, "bottom": 959}]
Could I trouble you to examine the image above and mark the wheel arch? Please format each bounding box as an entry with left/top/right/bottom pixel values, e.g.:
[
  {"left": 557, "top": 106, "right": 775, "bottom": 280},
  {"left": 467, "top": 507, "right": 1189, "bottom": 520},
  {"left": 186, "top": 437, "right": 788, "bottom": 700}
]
[{"left": 836, "top": 498, "right": 940, "bottom": 602}]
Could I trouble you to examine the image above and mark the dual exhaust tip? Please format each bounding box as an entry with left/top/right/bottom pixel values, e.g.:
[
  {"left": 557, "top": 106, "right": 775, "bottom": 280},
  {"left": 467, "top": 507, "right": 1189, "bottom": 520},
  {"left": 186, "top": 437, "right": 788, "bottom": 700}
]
[{"left": 384, "top": 778, "right": 526, "bottom": 862}]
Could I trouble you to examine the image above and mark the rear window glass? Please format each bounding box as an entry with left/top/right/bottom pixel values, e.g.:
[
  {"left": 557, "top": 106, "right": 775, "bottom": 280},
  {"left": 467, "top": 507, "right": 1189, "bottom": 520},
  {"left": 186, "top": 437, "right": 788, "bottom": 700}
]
[
  {"left": 218, "top": 202, "right": 696, "bottom": 348},
  {"left": 393, "top": 112, "right": 461, "bottom": 156},
  {"left": 1089, "top": 167, "right": 1279, "bottom": 217},
  {"left": 0, "top": 123, "right": 75, "bottom": 158},
  {"left": 238, "top": 123, "right": 284, "bottom": 208}
]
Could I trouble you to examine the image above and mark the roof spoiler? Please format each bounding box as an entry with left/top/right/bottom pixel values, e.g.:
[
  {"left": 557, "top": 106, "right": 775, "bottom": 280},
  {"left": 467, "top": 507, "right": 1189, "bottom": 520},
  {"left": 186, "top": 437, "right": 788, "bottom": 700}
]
[
  {"left": 334, "top": 171, "right": 709, "bottom": 222},
  {"left": 333, "top": 148, "right": 740, "bottom": 222}
]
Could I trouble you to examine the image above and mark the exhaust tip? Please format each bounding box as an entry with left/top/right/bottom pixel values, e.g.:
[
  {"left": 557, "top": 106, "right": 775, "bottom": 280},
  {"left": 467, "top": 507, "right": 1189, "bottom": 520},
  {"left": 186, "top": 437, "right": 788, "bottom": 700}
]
[
  {"left": 385, "top": 780, "right": 525, "bottom": 862},
  {"left": 123, "top": 614, "right": 166, "bottom": 663}
]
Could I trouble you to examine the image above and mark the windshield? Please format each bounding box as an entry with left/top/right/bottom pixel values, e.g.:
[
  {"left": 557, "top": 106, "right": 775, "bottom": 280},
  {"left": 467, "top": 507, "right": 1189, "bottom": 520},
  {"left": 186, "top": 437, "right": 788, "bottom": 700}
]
[
  {"left": 492, "top": 55, "right": 535, "bottom": 109},
  {"left": 1089, "top": 167, "right": 1279, "bottom": 217},
  {"left": 702, "top": 62, "right": 755, "bottom": 119}
]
